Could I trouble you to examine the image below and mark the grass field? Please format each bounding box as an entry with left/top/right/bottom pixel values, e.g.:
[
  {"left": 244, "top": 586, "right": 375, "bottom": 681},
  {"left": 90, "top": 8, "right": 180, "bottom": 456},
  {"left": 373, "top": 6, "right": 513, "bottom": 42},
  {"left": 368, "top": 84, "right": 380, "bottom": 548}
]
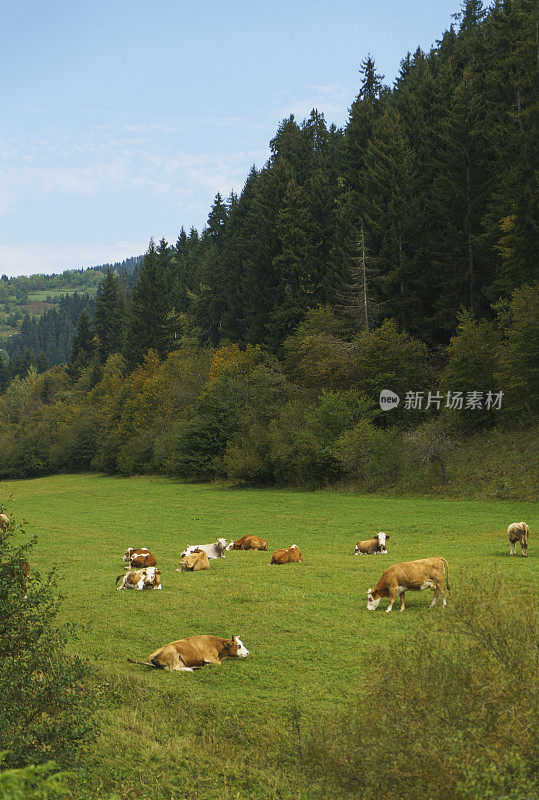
[
  {"left": 27, "top": 286, "right": 98, "bottom": 301},
  {"left": 3, "top": 474, "right": 537, "bottom": 799}
]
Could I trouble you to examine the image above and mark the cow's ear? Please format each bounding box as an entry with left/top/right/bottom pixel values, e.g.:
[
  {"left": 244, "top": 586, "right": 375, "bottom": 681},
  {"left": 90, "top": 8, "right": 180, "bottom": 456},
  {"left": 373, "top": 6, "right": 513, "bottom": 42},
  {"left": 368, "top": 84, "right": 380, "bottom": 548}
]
[{"left": 386, "top": 534, "right": 390, "bottom": 539}]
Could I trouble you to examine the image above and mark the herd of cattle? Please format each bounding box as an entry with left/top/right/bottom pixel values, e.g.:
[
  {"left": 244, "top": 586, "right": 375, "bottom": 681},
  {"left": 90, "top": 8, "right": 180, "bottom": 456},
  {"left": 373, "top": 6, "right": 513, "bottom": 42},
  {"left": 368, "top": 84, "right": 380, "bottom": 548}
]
[
  {"left": 113, "top": 521, "right": 531, "bottom": 672},
  {"left": 0, "top": 512, "right": 530, "bottom": 673}
]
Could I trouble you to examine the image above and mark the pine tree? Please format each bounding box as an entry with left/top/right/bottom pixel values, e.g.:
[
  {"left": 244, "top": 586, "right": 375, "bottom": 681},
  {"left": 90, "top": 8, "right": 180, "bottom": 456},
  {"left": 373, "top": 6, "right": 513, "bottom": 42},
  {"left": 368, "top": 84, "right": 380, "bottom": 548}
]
[
  {"left": 361, "top": 106, "right": 418, "bottom": 327},
  {"left": 344, "top": 54, "right": 387, "bottom": 228},
  {"left": 336, "top": 220, "right": 380, "bottom": 332},
  {"left": 93, "top": 268, "right": 125, "bottom": 364},
  {"left": 125, "top": 239, "right": 173, "bottom": 367},
  {"left": 70, "top": 309, "right": 96, "bottom": 376}
]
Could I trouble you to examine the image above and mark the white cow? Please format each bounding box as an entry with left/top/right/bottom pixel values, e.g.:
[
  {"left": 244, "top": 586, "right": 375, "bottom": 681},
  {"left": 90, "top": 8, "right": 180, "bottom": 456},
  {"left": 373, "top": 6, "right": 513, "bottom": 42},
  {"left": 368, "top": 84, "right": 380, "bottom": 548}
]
[{"left": 180, "top": 538, "right": 228, "bottom": 560}]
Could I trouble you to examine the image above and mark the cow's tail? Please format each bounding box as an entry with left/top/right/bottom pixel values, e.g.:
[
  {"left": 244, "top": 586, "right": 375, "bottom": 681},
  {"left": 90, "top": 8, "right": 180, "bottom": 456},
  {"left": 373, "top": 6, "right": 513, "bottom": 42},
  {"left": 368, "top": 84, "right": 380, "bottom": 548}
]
[
  {"left": 115, "top": 574, "right": 125, "bottom": 585},
  {"left": 440, "top": 558, "right": 450, "bottom": 591},
  {"left": 127, "top": 658, "right": 157, "bottom": 668}
]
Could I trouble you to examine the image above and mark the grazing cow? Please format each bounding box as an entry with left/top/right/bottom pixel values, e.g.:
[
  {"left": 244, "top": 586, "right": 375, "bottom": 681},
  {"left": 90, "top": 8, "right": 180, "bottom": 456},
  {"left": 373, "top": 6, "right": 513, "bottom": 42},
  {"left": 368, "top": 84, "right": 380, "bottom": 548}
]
[
  {"left": 176, "top": 549, "right": 210, "bottom": 572},
  {"left": 227, "top": 535, "right": 268, "bottom": 551},
  {"left": 355, "top": 532, "right": 390, "bottom": 555},
  {"left": 180, "top": 538, "right": 228, "bottom": 560},
  {"left": 367, "top": 557, "right": 450, "bottom": 613},
  {"left": 0, "top": 513, "right": 10, "bottom": 531},
  {"left": 270, "top": 544, "right": 302, "bottom": 565},
  {"left": 127, "top": 635, "right": 250, "bottom": 672},
  {"left": 507, "top": 522, "right": 530, "bottom": 557},
  {"left": 116, "top": 566, "right": 162, "bottom": 591},
  {"left": 123, "top": 548, "right": 157, "bottom": 569}
]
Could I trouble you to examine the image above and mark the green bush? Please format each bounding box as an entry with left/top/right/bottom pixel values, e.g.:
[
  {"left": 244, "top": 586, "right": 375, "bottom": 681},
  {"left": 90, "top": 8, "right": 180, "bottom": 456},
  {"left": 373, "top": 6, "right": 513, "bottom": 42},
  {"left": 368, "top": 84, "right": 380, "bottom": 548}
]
[
  {"left": 0, "top": 513, "right": 100, "bottom": 769},
  {"left": 0, "top": 754, "right": 71, "bottom": 800},
  {"left": 302, "top": 572, "right": 538, "bottom": 800}
]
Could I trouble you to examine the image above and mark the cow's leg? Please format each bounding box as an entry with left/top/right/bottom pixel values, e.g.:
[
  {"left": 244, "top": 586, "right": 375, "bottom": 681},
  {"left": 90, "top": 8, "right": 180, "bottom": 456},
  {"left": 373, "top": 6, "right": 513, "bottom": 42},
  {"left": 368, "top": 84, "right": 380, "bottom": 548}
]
[
  {"left": 386, "top": 588, "right": 398, "bottom": 612},
  {"left": 521, "top": 542, "right": 528, "bottom": 557},
  {"left": 136, "top": 578, "right": 145, "bottom": 590},
  {"left": 509, "top": 541, "right": 515, "bottom": 555},
  {"left": 203, "top": 656, "right": 222, "bottom": 665},
  {"left": 399, "top": 592, "right": 406, "bottom": 611},
  {"left": 116, "top": 576, "right": 128, "bottom": 590},
  {"left": 430, "top": 589, "right": 439, "bottom": 607}
]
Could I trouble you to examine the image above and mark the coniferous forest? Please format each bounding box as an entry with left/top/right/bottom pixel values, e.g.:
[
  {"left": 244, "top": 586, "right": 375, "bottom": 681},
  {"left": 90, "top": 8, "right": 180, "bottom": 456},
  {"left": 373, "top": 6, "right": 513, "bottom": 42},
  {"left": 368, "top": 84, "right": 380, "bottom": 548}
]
[{"left": 0, "top": 0, "right": 536, "bottom": 494}]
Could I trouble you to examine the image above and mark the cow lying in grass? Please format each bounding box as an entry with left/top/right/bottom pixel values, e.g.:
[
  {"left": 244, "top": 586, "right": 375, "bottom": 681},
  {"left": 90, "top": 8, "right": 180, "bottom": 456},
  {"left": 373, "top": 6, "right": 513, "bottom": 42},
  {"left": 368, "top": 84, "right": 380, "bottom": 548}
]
[
  {"left": 116, "top": 566, "right": 162, "bottom": 591},
  {"left": 355, "top": 532, "right": 389, "bottom": 554},
  {"left": 180, "top": 538, "right": 228, "bottom": 560},
  {"left": 270, "top": 545, "right": 302, "bottom": 564},
  {"left": 227, "top": 535, "right": 268, "bottom": 551},
  {"left": 507, "top": 522, "right": 530, "bottom": 557},
  {"left": 123, "top": 547, "right": 157, "bottom": 568},
  {"left": 367, "top": 557, "right": 450, "bottom": 612},
  {"left": 176, "top": 549, "right": 210, "bottom": 572},
  {"left": 127, "top": 635, "right": 249, "bottom": 671}
]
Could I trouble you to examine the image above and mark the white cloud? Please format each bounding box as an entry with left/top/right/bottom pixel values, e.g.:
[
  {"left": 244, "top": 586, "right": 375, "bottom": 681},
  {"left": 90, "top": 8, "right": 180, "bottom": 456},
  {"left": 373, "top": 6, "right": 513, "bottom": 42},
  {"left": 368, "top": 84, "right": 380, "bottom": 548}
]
[
  {"left": 0, "top": 122, "right": 266, "bottom": 214},
  {"left": 273, "top": 82, "right": 356, "bottom": 127}
]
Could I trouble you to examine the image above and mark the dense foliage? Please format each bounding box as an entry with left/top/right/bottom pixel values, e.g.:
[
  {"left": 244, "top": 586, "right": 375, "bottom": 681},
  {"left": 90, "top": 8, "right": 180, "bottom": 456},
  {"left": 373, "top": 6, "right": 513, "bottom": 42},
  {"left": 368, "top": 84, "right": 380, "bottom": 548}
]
[
  {"left": 0, "top": 513, "right": 99, "bottom": 770},
  {"left": 0, "top": 1, "right": 535, "bottom": 491}
]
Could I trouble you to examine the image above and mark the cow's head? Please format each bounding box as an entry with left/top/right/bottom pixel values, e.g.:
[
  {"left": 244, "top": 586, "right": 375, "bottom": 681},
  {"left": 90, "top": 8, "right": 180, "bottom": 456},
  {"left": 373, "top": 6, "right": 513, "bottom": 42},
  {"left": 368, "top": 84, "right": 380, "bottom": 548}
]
[
  {"left": 290, "top": 544, "right": 298, "bottom": 550},
  {"left": 376, "top": 532, "right": 389, "bottom": 549},
  {"left": 367, "top": 588, "right": 382, "bottom": 611},
  {"left": 123, "top": 548, "right": 134, "bottom": 562},
  {"left": 216, "top": 538, "right": 228, "bottom": 553},
  {"left": 227, "top": 636, "right": 250, "bottom": 658},
  {"left": 143, "top": 567, "right": 161, "bottom": 587},
  {"left": 354, "top": 542, "right": 360, "bottom": 554},
  {"left": 226, "top": 541, "right": 236, "bottom": 550}
]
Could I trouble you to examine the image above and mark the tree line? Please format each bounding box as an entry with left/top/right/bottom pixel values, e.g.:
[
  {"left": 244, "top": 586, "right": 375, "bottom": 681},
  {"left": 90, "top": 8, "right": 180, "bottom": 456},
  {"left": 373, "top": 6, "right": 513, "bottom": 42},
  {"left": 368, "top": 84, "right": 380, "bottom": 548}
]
[{"left": 0, "top": 0, "right": 536, "bottom": 489}]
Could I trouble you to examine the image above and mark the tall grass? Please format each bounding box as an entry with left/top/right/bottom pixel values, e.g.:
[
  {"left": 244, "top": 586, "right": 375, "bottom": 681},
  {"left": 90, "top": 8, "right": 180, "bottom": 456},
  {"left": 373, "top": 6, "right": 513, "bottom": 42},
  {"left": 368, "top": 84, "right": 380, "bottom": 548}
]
[{"left": 302, "top": 571, "right": 538, "bottom": 800}]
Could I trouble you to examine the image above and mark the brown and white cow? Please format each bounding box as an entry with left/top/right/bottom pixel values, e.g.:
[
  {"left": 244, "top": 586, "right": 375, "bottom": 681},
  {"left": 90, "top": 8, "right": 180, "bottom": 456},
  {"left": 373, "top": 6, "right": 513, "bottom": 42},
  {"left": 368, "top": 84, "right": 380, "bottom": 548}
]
[
  {"left": 355, "top": 532, "right": 389, "bottom": 555},
  {"left": 367, "top": 557, "right": 450, "bottom": 613},
  {"left": 123, "top": 548, "right": 157, "bottom": 569},
  {"left": 127, "top": 635, "right": 250, "bottom": 672},
  {"left": 116, "top": 566, "right": 162, "bottom": 591},
  {"left": 180, "top": 538, "right": 228, "bottom": 560},
  {"left": 270, "top": 544, "right": 302, "bottom": 565},
  {"left": 507, "top": 522, "right": 530, "bottom": 557},
  {"left": 227, "top": 535, "right": 268, "bottom": 551},
  {"left": 176, "top": 549, "right": 210, "bottom": 572},
  {"left": 0, "top": 513, "right": 10, "bottom": 531}
]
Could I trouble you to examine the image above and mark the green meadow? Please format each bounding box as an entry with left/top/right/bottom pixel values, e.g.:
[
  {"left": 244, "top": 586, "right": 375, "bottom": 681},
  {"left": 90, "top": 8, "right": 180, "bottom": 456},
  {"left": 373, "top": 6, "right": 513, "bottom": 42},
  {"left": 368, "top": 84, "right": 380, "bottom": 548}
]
[{"left": 3, "top": 474, "right": 537, "bottom": 799}]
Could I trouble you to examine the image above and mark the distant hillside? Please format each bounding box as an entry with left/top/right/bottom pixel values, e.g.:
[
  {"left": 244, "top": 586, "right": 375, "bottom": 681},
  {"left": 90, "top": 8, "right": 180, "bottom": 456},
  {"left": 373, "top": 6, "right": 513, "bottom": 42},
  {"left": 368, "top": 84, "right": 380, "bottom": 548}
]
[{"left": 0, "top": 255, "right": 143, "bottom": 342}]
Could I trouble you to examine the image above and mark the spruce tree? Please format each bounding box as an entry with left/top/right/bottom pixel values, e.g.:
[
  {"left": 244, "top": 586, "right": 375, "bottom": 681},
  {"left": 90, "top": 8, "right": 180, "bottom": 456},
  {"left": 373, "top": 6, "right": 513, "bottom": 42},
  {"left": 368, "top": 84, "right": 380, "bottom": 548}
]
[
  {"left": 93, "top": 268, "right": 125, "bottom": 364},
  {"left": 70, "top": 309, "right": 96, "bottom": 376},
  {"left": 125, "top": 239, "right": 173, "bottom": 368}
]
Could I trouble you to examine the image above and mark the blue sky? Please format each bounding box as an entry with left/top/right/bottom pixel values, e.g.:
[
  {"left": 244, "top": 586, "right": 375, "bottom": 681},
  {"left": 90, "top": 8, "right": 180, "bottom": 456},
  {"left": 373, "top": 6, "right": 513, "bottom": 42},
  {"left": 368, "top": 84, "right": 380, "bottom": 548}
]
[{"left": 1, "top": 0, "right": 461, "bottom": 276}]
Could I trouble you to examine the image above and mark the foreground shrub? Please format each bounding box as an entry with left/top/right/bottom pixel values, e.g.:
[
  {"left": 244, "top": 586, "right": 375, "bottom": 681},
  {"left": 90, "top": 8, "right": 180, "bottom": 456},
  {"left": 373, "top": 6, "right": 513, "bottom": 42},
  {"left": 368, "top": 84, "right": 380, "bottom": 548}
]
[
  {"left": 303, "top": 572, "right": 537, "bottom": 800},
  {"left": 0, "top": 754, "right": 71, "bottom": 800},
  {"left": 0, "top": 513, "right": 99, "bottom": 769}
]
